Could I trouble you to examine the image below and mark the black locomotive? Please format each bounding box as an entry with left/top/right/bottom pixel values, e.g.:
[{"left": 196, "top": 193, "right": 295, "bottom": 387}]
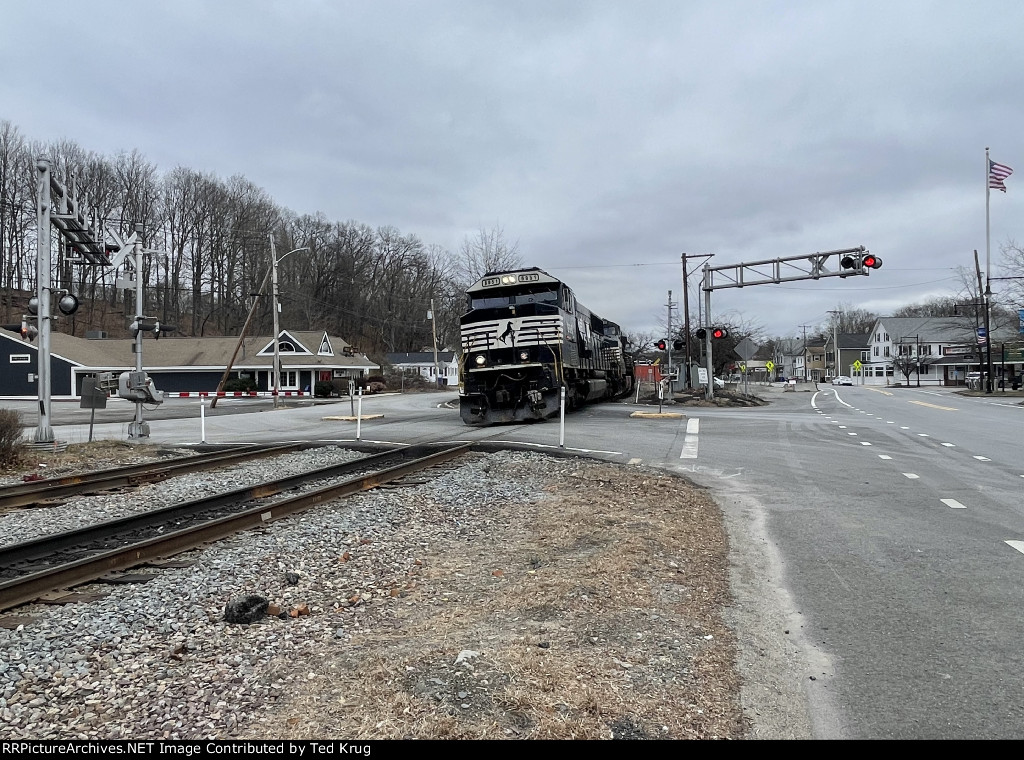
[{"left": 459, "top": 268, "right": 633, "bottom": 425}]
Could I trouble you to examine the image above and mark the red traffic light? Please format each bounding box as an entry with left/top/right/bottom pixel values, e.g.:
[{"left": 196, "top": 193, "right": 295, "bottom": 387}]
[
  {"left": 711, "top": 327, "right": 729, "bottom": 340},
  {"left": 656, "top": 339, "right": 667, "bottom": 351},
  {"left": 862, "top": 255, "right": 882, "bottom": 269}
]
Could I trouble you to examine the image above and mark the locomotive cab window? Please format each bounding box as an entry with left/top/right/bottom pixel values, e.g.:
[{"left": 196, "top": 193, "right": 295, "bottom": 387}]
[{"left": 470, "top": 287, "right": 558, "bottom": 310}]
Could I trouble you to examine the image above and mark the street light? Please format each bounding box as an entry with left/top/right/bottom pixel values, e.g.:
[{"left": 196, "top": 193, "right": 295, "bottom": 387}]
[{"left": 270, "top": 239, "right": 309, "bottom": 408}]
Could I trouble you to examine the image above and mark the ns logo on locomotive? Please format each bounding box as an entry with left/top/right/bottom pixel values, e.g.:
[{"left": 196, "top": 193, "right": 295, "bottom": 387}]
[{"left": 459, "top": 268, "right": 634, "bottom": 425}]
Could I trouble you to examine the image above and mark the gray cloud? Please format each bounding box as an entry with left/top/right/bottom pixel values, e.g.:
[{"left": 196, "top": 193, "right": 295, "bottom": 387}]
[{"left": 3, "top": 0, "right": 1022, "bottom": 339}]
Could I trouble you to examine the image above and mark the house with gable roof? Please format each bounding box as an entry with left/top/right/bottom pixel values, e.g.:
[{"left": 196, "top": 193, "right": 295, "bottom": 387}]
[{"left": 0, "top": 327, "right": 379, "bottom": 399}]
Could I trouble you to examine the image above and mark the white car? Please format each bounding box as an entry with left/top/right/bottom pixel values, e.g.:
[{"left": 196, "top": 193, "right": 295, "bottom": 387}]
[
  {"left": 714, "top": 377, "right": 725, "bottom": 389},
  {"left": 831, "top": 376, "right": 853, "bottom": 386}
]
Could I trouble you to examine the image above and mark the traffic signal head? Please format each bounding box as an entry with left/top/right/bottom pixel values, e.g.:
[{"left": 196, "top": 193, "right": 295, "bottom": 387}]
[
  {"left": 20, "top": 320, "right": 37, "bottom": 342},
  {"left": 862, "top": 254, "right": 882, "bottom": 270},
  {"left": 695, "top": 328, "right": 707, "bottom": 340},
  {"left": 656, "top": 339, "right": 667, "bottom": 351},
  {"left": 711, "top": 327, "right": 729, "bottom": 340},
  {"left": 673, "top": 339, "right": 684, "bottom": 351}
]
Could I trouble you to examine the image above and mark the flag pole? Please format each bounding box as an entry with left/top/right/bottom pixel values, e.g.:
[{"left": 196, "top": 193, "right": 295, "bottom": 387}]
[{"left": 985, "top": 147, "right": 991, "bottom": 284}]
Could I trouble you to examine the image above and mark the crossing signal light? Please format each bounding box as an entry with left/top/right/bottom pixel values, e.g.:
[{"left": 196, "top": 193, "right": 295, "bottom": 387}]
[
  {"left": 673, "top": 339, "right": 684, "bottom": 351},
  {"left": 695, "top": 328, "right": 707, "bottom": 340},
  {"left": 656, "top": 339, "right": 667, "bottom": 351},
  {"left": 711, "top": 327, "right": 729, "bottom": 340},
  {"left": 20, "top": 320, "right": 37, "bottom": 342},
  {"left": 862, "top": 254, "right": 882, "bottom": 270}
]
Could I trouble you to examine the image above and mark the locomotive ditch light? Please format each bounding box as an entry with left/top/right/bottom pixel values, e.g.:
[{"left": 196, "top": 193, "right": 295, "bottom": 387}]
[
  {"left": 519, "top": 350, "right": 529, "bottom": 361},
  {"left": 474, "top": 354, "right": 487, "bottom": 366}
]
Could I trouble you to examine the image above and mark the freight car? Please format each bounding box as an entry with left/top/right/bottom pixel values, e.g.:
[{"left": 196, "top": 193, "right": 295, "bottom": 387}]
[{"left": 459, "top": 268, "right": 633, "bottom": 425}]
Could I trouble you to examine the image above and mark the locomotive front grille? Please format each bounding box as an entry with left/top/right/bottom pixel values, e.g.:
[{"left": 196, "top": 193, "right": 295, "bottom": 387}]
[{"left": 461, "top": 315, "right": 564, "bottom": 352}]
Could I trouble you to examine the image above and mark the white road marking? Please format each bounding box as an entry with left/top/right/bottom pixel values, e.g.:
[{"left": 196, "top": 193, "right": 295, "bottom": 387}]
[
  {"left": 902, "top": 473, "right": 919, "bottom": 479},
  {"left": 879, "top": 455, "right": 893, "bottom": 460},
  {"left": 941, "top": 443, "right": 955, "bottom": 447},
  {"left": 680, "top": 418, "right": 700, "bottom": 459},
  {"left": 860, "top": 442, "right": 872, "bottom": 446},
  {"left": 917, "top": 433, "right": 930, "bottom": 437},
  {"left": 1007, "top": 541, "right": 1024, "bottom": 555},
  {"left": 941, "top": 498, "right": 967, "bottom": 509},
  {"left": 973, "top": 456, "right": 991, "bottom": 461}
]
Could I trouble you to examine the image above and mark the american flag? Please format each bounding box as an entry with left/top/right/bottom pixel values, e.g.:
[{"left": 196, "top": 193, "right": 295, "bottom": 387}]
[{"left": 989, "top": 159, "right": 1013, "bottom": 192}]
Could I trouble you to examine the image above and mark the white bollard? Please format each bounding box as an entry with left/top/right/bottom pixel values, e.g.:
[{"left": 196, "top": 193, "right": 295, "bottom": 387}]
[
  {"left": 559, "top": 386, "right": 566, "bottom": 449},
  {"left": 356, "top": 388, "right": 363, "bottom": 441},
  {"left": 200, "top": 398, "right": 206, "bottom": 444}
]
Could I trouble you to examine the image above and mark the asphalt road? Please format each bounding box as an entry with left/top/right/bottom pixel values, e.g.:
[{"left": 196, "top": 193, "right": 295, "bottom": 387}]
[{"left": 6, "top": 383, "right": 1024, "bottom": 739}]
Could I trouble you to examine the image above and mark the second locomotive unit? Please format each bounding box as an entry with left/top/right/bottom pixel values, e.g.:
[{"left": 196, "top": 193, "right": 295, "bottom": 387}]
[{"left": 459, "top": 268, "right": 633, "bottom": 425}]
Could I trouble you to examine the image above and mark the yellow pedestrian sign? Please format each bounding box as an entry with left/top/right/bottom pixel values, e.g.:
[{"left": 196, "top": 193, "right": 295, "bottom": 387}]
[
  {"left": 765, "top": 361, "right": 775, "bottom": 372},
  {"left": 852, "top": 360, "right": 862, "bottom": 371}
]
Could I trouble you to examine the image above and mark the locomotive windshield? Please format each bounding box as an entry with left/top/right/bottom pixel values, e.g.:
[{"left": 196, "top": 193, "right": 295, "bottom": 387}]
[{"left": 469, "top": 287, "right": 560, "bottom": 310}]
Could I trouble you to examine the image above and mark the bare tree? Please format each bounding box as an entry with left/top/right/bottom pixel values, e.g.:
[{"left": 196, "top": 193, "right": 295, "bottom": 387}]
[{"left": 456, "top": 224, "right": 522, "bottom": 287}]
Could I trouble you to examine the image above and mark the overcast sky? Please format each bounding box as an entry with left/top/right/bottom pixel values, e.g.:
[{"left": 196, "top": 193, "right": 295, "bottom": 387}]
[{"left": 3, "top": 0, "right": 1023, "bottom": 340}]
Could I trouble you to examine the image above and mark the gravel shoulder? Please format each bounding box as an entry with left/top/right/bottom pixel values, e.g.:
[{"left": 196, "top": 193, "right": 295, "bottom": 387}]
[{"left": 0, "top": 443, "right": 812, "bottom": 740}]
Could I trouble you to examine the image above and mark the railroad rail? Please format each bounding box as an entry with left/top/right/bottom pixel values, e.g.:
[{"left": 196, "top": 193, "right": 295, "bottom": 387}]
[
  {"left": 0, "top": 443, "right": 311, "bottom": 512},
  {"left": 0, "top": 442, "right": 472, "bottom": 613}
]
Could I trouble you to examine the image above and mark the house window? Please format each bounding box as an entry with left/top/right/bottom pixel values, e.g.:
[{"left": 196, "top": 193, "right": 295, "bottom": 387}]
[
  {"left": 861, "top": 351, "right": 869, "bottom": 361},
  {"left": 873, "top": 347, "right": 879, "bottom": 357},
  {"left": 10, "top": 355, "right": 30, "bottom": 364},
  {"left": 884, "top": 347, "right": 890, "bottom": 357}
]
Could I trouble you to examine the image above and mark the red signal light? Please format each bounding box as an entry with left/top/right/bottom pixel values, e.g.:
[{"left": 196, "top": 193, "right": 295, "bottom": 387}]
[
  {"left": 862, "top": 255, "right": 882, "bottom": 269},
  {"left": 656, "top": 339, "right": 667, "bottom": 351},
  {"left": 711, "top": 327, "right": 729, "bottom": 340}
]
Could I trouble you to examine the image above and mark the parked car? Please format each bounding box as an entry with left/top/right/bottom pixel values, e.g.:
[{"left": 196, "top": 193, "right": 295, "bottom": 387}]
[
  {"left": 831, "top": 376, "right": 853, "bottom": 385},
  {"left": 714, "top": 376, "right": 725, "bottom": 389}
]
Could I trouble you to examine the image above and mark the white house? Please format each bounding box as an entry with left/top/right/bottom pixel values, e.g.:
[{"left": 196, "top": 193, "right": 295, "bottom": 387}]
[{"left": 384, "top": 351, "right": 459, "bottom": 386}]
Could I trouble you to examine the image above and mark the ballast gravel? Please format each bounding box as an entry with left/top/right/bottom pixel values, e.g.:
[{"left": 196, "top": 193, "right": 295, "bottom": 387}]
[
  {"left": 0, "top": 448, "right": 554, "bottom": 739},
  {"left": 0, "top": 445, "right": 811, "bottom": 740}
]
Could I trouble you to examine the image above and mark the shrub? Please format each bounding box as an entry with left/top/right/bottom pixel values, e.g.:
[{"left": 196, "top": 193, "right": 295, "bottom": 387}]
[
  {"left": 0, "top": 408, "right": 25, "bottom": 470},
  {"left": 366, "top": 381, "right": 387, "bottom": 394},
  {"left": 224, "top": 377, "right": 257, "bottom": 393},
  {"left": 314, "top": 381, "right": 335, "bottom": 398}
]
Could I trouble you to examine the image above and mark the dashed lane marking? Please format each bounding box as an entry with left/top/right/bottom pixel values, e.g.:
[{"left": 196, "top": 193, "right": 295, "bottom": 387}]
[
  {"left": 1007, "top": 541, "right": 1024, "bottom": 555},
  {"left": 973, "top": 456, "right": 991, "bottom": 461},
  {"left": 903, "top": 473, "right": 920, "bottom": 479},
  {"left": 879, "top": 455, "right": 893, "bottom": 459},
  {"left": 941, "top": 498, "right": 967, "bottom": 509}
]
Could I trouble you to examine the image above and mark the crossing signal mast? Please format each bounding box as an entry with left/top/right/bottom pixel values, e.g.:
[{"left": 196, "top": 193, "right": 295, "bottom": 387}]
[{"left": 697, "top": 245, "right": 879, "bottom": 400}]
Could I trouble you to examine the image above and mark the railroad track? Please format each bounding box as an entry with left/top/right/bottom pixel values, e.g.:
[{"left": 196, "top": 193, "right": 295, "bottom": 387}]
[
  {"left": 0, "top": 442, "right": 472, "bottom": 613},
  {"left": 0, "top": 443, "right": 313, "bottom": 512}
]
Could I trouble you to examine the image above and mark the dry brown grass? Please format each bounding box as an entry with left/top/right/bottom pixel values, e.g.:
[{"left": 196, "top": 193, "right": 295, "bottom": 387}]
[{"left": 249, "top": 459, "right": 746, "bottom": 740}]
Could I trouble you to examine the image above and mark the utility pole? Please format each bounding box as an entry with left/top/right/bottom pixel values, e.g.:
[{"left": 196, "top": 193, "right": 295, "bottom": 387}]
[
  {"left": 34, "top": 159, "right": 54, "bottom": 443},
  {"left": 430, "top": 298, "right": 440, "bottom": 387},
  {"left": 974, "top": 249, "right": 993, "bottom": 393},
  {"left": 827, "top": 310, "right": 840, "bottom": 380},
  {"left": 665, "top": 290, "right": 675, "bottom": 380},
  {"left": 801, "top": 324, "right": 810, "bottom": 382},
  {"left": 681, "top": 255, "right": 691, "bottom": 388}
]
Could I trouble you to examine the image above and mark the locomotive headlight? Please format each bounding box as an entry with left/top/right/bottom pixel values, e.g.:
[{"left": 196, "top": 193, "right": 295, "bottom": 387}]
[
  {"left": 474, "top": 354, "right": 486, "bottom": 366},
  {"left": 501, "top": 275, "right": 516, "bottom": 284},
  {"left": 519, "top": 350, "right": 529, "bottom": 361}
]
